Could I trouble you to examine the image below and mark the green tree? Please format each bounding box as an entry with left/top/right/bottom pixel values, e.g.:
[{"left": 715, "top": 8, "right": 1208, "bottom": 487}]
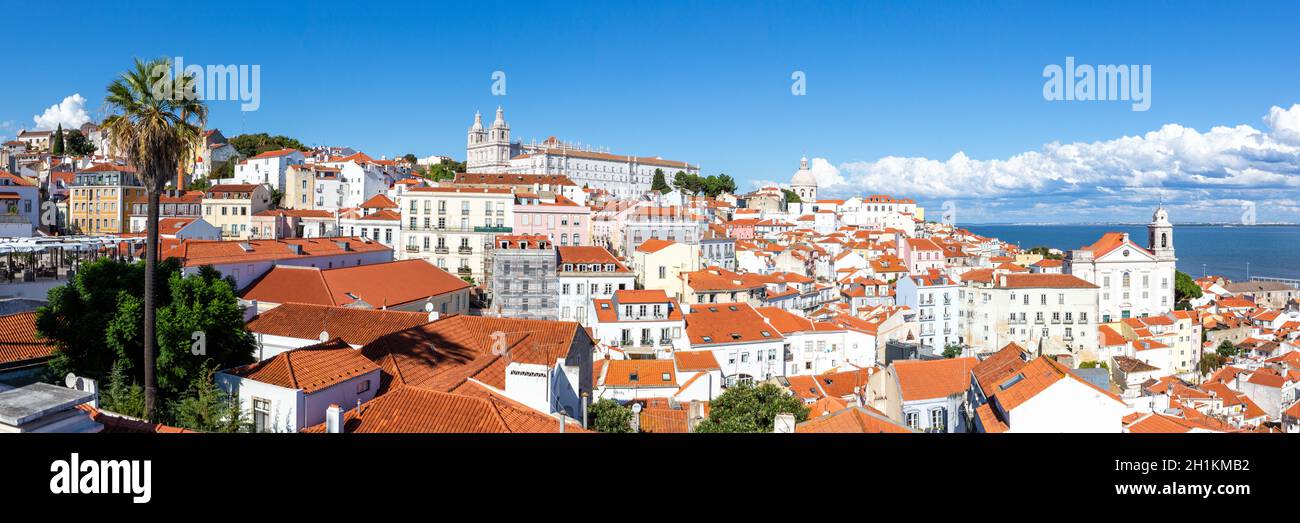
[
  {"left": 167, "top": 365, "right": 249, "bottom": 432},
  {"left": 1198, "top": 353, "right": 1222, "bottom": 376},
  {"left": 713, "top": 174, "right": 737, "bottom": 196},
  {"left": 1174, "top": 271, "right": 1203, "bottom": 303},
  {"left": 402, "top": 153, "right": 418, "bottom": 164},
  {"left": 672, "top": 171, "right": 690, "bottom": 194},
  {"left": 694, "top": 383, "right": 809, "bottom": 433},
  {"left": 103, "top": 57, "right": 208, "bottom": 421},
  {"left": 227, "top": 133, "right": 308, "bottom": 157},
  {"left": 942, "top": 343, "right": 962, "bottom": 358},
  {"left": 424, "top": 159, "right": 461, "bottom": 182},
  {"left": 1216, "top": 340, "right": 1238, "bottom": 359},
  {"left": 52, "top": 124, "right": 65, "bottom": 155},
  {"left": 651, "top": 168, "right": 671, "bottom": 192},
  {"left": 64, "top": 130, "right": 98, "bottom": 156},
  {"left": 105, "top": 267, "right": 254, "bottom": 400},
  {"left": 269, "top": 188, "right": 284, "bottom": 208},
  {"left": 1079, "top": 361, "right": 1109, "bottom": 369},
  {"left": 100, "top": 359, "right": 146, "bottom": 418},
  {"left": 782, "top": 188, "right": 802, "bottom": 203},
  {"left": 1027, "top": 246, "right": 1063, "bottom": 260},
  {"left": 589, "top": 399, "right": 634, "bottom": 433},
  {"left": 37, "top": 257, "right": 181, "bottom": 381}
]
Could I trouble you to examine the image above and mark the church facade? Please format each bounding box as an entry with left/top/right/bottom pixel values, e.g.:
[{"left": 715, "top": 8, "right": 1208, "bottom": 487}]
[{"left": 1065, "top": 207, "right": 1177, "bottom": 322}]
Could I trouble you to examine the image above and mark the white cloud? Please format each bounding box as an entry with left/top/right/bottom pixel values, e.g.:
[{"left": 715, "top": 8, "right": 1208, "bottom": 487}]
[
  {"left": 33, "top": 94, "right": 91, "bottom": 130},
  {"left": 815, "top": 104, "right": 1300, "bottom": 222},
  {"left": 1265, "top": 104, "right": 1300, "bottom": 144}
]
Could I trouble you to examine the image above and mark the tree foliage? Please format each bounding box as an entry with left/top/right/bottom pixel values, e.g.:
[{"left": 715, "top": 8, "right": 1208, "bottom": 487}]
[
  {"left": 782, "top": 188, "right": 802, "bottom": 203},
  {"left": 694, "top": 383, "right": 809, "bottom": 433},
  {"left": 1027, "top": 246, "right": 1063, "bottom": 260},
  {"left": 64, "top": 130, "right": 97, "bottom": 156},
  {"left": 1198, "top": 353, "right": 1222, "bottom": 376},
  {"left": 589, "top": 399, "right": 634, "bottom": 433},
  {"left": 1216, "top": 340, "right": 1238, "bottom": 359},
  {"left": 1174, "top": 271, "right": 1203, "bottom": 303},
  {"left": 650, "top": 169, "right": 671, "bottom": 192},
  {"left": 36, "top": 258, "right": 254, "bottom": 428},
  {"left": 671, "top": 171, "right": 736, "bottom": 197},
  {"left": 941, "top": 343, "right": 962, "bottom": 358},
  {"left": 228, "top": 132, "right": 307, "bottom": 158},
  {"left": 423, "top": 159, "right": 464, "bottom": 182},
  {"left": 52, "top": 124, "right": 65, "bottom": 155},
  {"left": 167, "top": 365, "right": 249, "bottom": 432}
]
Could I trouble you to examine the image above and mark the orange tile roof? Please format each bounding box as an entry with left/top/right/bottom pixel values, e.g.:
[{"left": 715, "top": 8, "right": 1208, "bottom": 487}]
[
  {"left": 685, "top": 302, "right": 784, "bottom": 345},
  {"left": 613, "top": 289, "right": 672, "bottom": 304},
  {"left": 796, "top": 406, "right": 913, "bottom": 433},
  {"left": 162, "top": 237, "right": 391, "bottom": 267},
  {"left": 1000, "top": 273, "right": 1099, "bottom": 289},
  {"left": 557, "top": 246, "right": 629, "bottom": 272},
  {"left": 302, "top": 384, "right": 583, "bottom": 433},
  {"left": 242, "top": 259, "right": 469, "bottom": 307},
  {"left": 990, "top": 357, "right": 1123, "bottom": 411},
  {"left": 599, "top": 359, "right": 676, "bottom": 388},
  {"left": 361, "top": 315, "right": 583, "bottom": 392},
  {"left": 971, "top": 342, "right": 1028, "bottom": 394},
  {"left": 673, "top": 350, "right": 720, "bottom": 372},
  {"left": 0, "top": 312, "right": 53, "bottom": 365},
  {"left": 634, "top": 238, "right": 676, "bottom": 253},
  {"left": 223, "top": 338, "right": 378, "bottom": 393},
  {"left": 359, "top": 193, "right": 398, "bottom": 209},
  {"left": 754, "top": 307, "right": 815, "bottom": 334},
  {"left": 892, "top": 358, "right": 977, "bottom": 401},
  {"left": 245, "top": 303, "right": 430, "bottom": 346},
  {"left": 1081, "top": 232, "right": 1153, "bottom": 258}
]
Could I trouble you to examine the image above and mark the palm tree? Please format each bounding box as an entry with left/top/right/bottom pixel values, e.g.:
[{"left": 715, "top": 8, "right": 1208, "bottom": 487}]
[{"left": 102, "top": 58, "right": 207, "bottom": 421}]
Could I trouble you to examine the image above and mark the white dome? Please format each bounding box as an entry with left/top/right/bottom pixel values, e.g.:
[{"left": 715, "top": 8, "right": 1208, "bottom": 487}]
[
  {"left": 469, "top": 111, "right": 484, "bottom": 132},
  {"left": 791, "top": 156, "right": 817, "bottom": 187}
]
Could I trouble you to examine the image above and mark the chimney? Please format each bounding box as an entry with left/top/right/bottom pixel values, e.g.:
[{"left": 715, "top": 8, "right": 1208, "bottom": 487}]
[
  {"left": 773, "top": 413, "right": 796, "bottom": 433},
  {"left": 326, "top": 404, "right": 343, "bottom": 433},
  {"left": 243, "top": 300, "right": 259, "bottom": 322},
  {"left": 687, "top": 400, "right": 705, "bottom": 432}
]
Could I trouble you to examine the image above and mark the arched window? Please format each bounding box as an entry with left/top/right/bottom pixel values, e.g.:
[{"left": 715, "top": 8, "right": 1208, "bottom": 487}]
[
  {"left": 1122, "top": 272, "right": 1131, "bottom": 288},
  {"left": 1161, "top": 232, "right": 1167, "bottom": 248}
]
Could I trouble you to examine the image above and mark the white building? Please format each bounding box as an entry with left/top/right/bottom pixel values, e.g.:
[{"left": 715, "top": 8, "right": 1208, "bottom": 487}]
[
  {"left": 398, "top": 186, "right": 513, "bottom": 282},
  {"left": 589, "top": 289, "right": 689, "bottom": 358},
  {"left": 1065, "top": 207, "right": 1177, "bottom": 322},
  {"left": 960, "top": 273, "right": 1100, "bottom": 357},
  {"left": 790, "top": 156, "right": 818, "bottom": 202},
  {"left": 216, "top": 338, "right": 382, "bottom": 433},
  {"left": 465, "top": 107, "right": 699, "bottom": 199},
  {"left": 556, "top": 246, "right": 636, "bottom": 325},
  {"left": 684, "top": 302, "right": 786, "bottom": 384},
  {"left": 231, "top": 148, "right": 305, "bottom": 191},
  {"left": 895, "top": 272, "right": 962, "bottom": 354}
]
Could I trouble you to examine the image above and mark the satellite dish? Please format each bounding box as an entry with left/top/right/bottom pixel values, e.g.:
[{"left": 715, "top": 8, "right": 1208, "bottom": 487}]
[
  {"left": 319, "top": 331, "right": 330, "bottom": 342},
  {"left": 65, "top": 373, "right": 78, "bottom": 388},
  {"left": 424, "top": 302, "right": 435, "bottom": 313}
]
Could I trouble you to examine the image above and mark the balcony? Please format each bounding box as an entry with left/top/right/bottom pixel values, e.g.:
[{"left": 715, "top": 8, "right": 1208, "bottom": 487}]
[
  {"left": 458, "top": 247, "right": 473, "bottom": 255},
  {"left": 434, "top": 247, "right": 449, "bottom": 254},
  {"left": 404, "top": 246, "right": 420, "bottom": 253},
  {"left": 473, "top": 226, "right": 512, "bottom": 233}
]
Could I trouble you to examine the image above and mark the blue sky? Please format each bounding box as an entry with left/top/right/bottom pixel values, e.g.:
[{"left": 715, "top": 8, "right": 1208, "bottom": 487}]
[{"left": 3, "top": 0, "right": 1299, "bottom": 223}]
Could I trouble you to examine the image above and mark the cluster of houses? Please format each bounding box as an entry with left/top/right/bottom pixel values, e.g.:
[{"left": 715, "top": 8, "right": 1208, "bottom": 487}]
[{"left": 1, "top": 120, "right": 1298, "bottom": 434}]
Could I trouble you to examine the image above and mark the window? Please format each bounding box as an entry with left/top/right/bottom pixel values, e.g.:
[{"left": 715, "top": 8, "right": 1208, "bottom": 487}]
[
  {"left": 253, "top": 398, "right": 271, "bottom": 433},
  {"left": 930, "top": 409, "right": 946, "bottom": 432},
  {"left": 905, "top": 411, "right": 920, "bottom": 429},
  {"left": 356, "top": 380, "right": 370, "bottom": 394}
]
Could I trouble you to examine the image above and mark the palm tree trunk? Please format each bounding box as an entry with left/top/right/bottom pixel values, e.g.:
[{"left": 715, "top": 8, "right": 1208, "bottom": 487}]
[{"left": 143, "top": 189, "right": 161, "bottom": 421}]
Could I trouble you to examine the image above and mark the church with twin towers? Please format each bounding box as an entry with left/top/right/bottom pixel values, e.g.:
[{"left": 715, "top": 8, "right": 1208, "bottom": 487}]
[{"left": 465, "top": 106, "right": 700, "bottom": 198}]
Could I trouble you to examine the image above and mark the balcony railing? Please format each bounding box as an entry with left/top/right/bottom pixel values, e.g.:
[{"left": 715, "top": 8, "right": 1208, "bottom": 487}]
[
  {"left": 434, "top": 247, "right": 449, "bottom": 254},
  {"left": 458, "top": 247, "right": 473, "bottom": 255}
]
